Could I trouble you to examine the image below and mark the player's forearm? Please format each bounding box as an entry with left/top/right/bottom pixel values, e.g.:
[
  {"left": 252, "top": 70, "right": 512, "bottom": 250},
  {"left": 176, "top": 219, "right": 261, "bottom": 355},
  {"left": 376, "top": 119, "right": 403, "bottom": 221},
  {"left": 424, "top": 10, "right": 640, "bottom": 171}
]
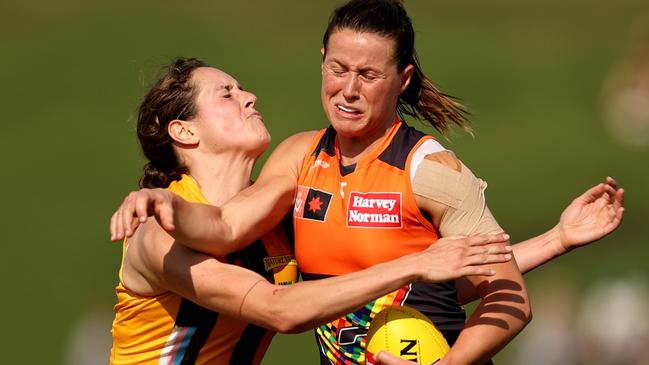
[
  {"left": 170, "top": 177, "right": 295, "bottom": 257},
  {"left": 510, "top": 225, "right": 564, "bottom": 275},
  {"left": 446, "top": 307, "right": 530, "bottom": 365},
  {"left": 445, "top": 262, "right": 531, "bottom": 365},
  {"left": 170, "top": 197, "right": 238, "bottom": 257},
  {"left": 245, "top": 254, "right": 423, "bottom": 333}
]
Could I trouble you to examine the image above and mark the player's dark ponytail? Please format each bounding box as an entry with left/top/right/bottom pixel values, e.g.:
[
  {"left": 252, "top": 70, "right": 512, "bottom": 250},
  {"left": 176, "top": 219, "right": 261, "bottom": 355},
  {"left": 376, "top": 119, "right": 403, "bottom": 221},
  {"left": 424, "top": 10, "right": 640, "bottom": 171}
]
[
  {"left": 323, "top": 0, "right": 471, "bottom": 134},
  {"left": 136, "top": 57, "right": 207, "bottom": 188}
]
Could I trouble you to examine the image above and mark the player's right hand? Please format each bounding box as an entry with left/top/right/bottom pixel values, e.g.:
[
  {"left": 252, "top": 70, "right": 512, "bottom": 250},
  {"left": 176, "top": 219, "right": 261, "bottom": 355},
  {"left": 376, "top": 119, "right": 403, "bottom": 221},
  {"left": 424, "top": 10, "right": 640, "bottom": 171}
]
[
  {"left": 110, "top": 188, "right": 176, "bottom": 241},
  {"left": 418, "top": 233, "right": 512, "bottom": 283}
]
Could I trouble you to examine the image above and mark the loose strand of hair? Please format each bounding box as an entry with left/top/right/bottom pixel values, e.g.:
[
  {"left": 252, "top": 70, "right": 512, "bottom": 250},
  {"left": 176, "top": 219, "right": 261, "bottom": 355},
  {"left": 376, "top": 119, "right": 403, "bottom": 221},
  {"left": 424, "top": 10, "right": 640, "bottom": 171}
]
[
  {"left": 399, "top": 53, "right": 472, "bottom": 135},
  {"left": 416, "top": 77, "right": 472, "bottom": 135}
]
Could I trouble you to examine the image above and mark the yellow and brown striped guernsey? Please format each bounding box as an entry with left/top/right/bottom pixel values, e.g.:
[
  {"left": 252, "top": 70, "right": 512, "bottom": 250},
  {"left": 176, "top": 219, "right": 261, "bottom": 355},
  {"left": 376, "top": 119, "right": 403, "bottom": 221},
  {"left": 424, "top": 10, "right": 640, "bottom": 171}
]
[
  {"left": 294, "top": 121, "right": 466, "bottom": 365},
  {"left": 110, "top": 175, "right": 296, "bottom": 365}
]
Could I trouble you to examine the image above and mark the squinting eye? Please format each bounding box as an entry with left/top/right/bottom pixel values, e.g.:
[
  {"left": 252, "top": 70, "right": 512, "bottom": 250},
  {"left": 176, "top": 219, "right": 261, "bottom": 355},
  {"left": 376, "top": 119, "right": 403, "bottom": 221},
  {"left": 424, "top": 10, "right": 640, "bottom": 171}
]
[
  {"left": 361, "top": 74, "right": 378, "bottom": 81},
  {"left": 222, "top": 94, "right": 232, "bottom": 99},
  {"left": 326, "top": 66, "right": 346, "bottom": 77}
]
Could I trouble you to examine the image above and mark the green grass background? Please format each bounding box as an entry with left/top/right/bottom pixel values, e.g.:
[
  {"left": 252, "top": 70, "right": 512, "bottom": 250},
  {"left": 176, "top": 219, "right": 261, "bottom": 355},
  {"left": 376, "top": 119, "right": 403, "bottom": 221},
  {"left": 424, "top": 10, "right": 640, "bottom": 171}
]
[{"left": 1, "top": 0, "right": 647, "bottom": 363}]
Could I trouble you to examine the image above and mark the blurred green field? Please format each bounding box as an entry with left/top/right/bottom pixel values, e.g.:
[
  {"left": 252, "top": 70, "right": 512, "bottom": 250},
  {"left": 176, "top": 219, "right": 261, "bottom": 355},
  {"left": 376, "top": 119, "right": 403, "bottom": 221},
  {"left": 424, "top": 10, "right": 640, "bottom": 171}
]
[{"left": 1, "top": 0, "right": 647, "bottom": 364}]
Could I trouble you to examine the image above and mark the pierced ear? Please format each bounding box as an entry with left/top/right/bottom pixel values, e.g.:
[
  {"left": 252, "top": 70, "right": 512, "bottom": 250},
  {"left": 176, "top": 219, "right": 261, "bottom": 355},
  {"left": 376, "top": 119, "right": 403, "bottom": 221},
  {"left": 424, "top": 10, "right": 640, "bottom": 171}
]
[
  {"left": 320, "top": 47, "right": 325, "bottom": 59},
  {"left": 400, "top": 64, "right": 414, "bottom": 94},
  {"left": 168, "top": 119, "right": 199, "bottom": 145}
]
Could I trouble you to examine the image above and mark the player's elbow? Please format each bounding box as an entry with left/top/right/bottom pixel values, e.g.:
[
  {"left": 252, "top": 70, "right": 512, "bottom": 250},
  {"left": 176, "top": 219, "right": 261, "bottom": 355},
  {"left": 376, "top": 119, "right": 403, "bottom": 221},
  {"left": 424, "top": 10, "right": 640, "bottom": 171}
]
[
  {"left": 222, "top": 220, "right": 253, "bottom": 253},
  {"left": 513, "top": 294, "right": 533, "bottom": 333},
  {"left": 274, "top": 320, "right": 309, "bottom": 334},
  {"left": 252, "top": 296, "right": 306, "bottom": 334},
  {"left": 264, "top": 310, "right": 310, "bottom": 334},
  {"left": 519, "top": 285, "right": 533, "bottom": 325},
  {"left": 522, "top": 303, "right": 533, "bottom": 326}
]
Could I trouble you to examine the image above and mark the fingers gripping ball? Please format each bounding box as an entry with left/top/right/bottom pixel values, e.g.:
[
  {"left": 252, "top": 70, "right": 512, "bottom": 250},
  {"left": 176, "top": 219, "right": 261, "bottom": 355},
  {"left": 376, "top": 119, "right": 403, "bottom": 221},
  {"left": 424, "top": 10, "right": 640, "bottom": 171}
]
[{"left": 366, "top": 306, "right": 449, "bottom": 365}]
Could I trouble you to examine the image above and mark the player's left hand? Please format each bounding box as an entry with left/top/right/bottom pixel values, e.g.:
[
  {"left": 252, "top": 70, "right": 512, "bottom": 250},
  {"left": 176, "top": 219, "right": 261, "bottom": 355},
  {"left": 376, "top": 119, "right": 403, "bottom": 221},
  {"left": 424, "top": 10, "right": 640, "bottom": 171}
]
[{"left": 556, "top": 176, "right": 624, "bottom": 253}]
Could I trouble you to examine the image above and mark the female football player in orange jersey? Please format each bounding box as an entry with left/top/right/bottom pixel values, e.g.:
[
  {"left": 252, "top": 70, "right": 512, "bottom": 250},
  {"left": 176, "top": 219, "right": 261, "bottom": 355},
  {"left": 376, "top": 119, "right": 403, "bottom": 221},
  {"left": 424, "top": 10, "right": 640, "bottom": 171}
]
[
  {"left": 109, "top": 57, "right": 515, "bottom": 365},
  {"left": 110, "top": 1, "right": 624, "bottom": 364}
]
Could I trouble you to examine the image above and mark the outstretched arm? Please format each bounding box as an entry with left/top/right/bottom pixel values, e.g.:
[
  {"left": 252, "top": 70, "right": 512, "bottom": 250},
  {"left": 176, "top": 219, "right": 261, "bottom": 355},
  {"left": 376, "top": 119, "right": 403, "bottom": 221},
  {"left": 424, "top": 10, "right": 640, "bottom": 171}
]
[
  {"left": 236, "top": 233, "right": 512, "bottom": 333},
  {"left": 374, "top": 178, "right": 625, "bottom": 364},
  {"left": 111, "top": 132, "right": 315, "bottom": 257},
  {"left": 451, "top": 177, "right": 623, "bottom": 305},
  {"left": 124, "top": 219, "right": 513, "bottom": 334},
  {"left": 513, "top": 177, "right": 624, "bottom": 274}
]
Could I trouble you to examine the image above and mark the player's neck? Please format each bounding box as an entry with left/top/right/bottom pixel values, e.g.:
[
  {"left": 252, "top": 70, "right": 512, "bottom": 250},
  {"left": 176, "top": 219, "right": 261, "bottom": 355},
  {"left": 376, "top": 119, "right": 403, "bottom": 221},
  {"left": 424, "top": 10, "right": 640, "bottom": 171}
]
[
  {"left": 337, "top": 121, "right": 394, "bottom": 166},
  {"left": 187, "top": 154, "right": 256, "bottom": 206}
]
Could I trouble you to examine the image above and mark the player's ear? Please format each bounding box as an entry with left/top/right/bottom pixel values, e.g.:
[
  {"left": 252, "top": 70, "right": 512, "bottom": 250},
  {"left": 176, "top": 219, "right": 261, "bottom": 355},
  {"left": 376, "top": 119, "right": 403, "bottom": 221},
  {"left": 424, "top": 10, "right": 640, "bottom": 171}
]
[
  {"left": 399, "top": 64, "right": 414, "bottom": 94},
  {"left": 168, "top": 119, "right": 199, "bottom": 145},
  {"left": 320, "top": 48, "right": 326, "bottom": 75}
]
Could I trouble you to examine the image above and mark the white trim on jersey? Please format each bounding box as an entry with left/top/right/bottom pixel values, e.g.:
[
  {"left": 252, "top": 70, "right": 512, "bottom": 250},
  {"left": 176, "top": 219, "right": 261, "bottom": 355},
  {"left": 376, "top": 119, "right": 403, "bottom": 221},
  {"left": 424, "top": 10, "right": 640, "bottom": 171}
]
[{"left": 409, "top": 139, "right": 448, "bottom": 182}]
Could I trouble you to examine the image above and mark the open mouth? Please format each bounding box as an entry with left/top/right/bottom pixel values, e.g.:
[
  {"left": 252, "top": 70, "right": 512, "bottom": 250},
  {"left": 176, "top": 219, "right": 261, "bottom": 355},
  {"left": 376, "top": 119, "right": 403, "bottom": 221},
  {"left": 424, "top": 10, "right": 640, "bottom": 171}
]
[{"left": 336, "top": 104, "right": 362, "bottom": 115}]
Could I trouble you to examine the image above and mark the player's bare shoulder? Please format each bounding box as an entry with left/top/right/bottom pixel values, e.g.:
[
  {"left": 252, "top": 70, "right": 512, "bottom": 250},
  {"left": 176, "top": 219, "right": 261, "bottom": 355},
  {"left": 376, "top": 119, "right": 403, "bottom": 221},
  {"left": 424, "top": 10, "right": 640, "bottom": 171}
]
[
  {"left": 262, "top": 131, "right": 320, "bottom": 177},
  {"left": 275, "top": 131, "right": 319, "bottom": 156}
]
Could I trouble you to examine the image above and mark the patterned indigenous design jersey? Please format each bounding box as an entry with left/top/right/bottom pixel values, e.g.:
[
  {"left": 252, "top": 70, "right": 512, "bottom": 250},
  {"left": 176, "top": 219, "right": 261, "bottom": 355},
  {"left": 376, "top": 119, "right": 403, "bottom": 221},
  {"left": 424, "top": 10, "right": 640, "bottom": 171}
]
[
  {"left": 110, "top": 175, "right": 296, "bottom": 365},
  {"left": 294, "top": 121, "right": 466, "bottom": 365}
]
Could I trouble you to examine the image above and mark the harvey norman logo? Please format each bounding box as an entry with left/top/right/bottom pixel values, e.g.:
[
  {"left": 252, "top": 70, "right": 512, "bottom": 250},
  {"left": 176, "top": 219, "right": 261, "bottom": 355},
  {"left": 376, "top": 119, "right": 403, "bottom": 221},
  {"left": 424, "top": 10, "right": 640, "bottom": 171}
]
[{"left": 347, "top": 192, "right": 402, "bottom": 228}]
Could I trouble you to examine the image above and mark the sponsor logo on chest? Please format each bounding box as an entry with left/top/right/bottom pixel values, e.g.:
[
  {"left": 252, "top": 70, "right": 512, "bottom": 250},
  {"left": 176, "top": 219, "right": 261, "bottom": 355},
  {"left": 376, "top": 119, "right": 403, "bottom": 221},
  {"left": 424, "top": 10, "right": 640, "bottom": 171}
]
[
  {"left": 347, "top": 192, "right": 402, "bottom": 228},
  {"left": 308, "top": 158, "right": 331, "bottom": 173}
]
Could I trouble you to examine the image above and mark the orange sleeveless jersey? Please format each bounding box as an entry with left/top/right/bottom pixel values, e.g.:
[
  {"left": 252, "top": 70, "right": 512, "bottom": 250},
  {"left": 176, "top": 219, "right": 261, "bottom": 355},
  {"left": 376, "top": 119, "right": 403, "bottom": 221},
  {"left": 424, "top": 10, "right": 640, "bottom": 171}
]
[
  {"left": 110, "top": 175, "right": 296, "bottom": 365},
  {"left": 294, "top": 121, "right": 466, "bottom": 365}
]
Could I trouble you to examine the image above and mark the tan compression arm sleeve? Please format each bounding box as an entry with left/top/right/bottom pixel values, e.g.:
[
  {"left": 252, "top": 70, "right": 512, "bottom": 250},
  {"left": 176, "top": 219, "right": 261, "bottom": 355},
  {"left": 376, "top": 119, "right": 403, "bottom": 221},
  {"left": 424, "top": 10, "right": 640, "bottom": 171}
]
[{"left": 412, "top": 159, "right": 502, "bottom": 236}]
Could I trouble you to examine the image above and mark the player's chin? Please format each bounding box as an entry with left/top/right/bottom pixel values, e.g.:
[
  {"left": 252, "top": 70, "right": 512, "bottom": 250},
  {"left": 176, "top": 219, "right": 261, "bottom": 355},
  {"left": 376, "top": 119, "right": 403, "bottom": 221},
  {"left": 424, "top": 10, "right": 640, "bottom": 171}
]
[
  {"left": 251, "top": 128, "right": 271, "bottom": 153},
  {"left": 329, "top": 119, "right": 367, "bottom": 138}
]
